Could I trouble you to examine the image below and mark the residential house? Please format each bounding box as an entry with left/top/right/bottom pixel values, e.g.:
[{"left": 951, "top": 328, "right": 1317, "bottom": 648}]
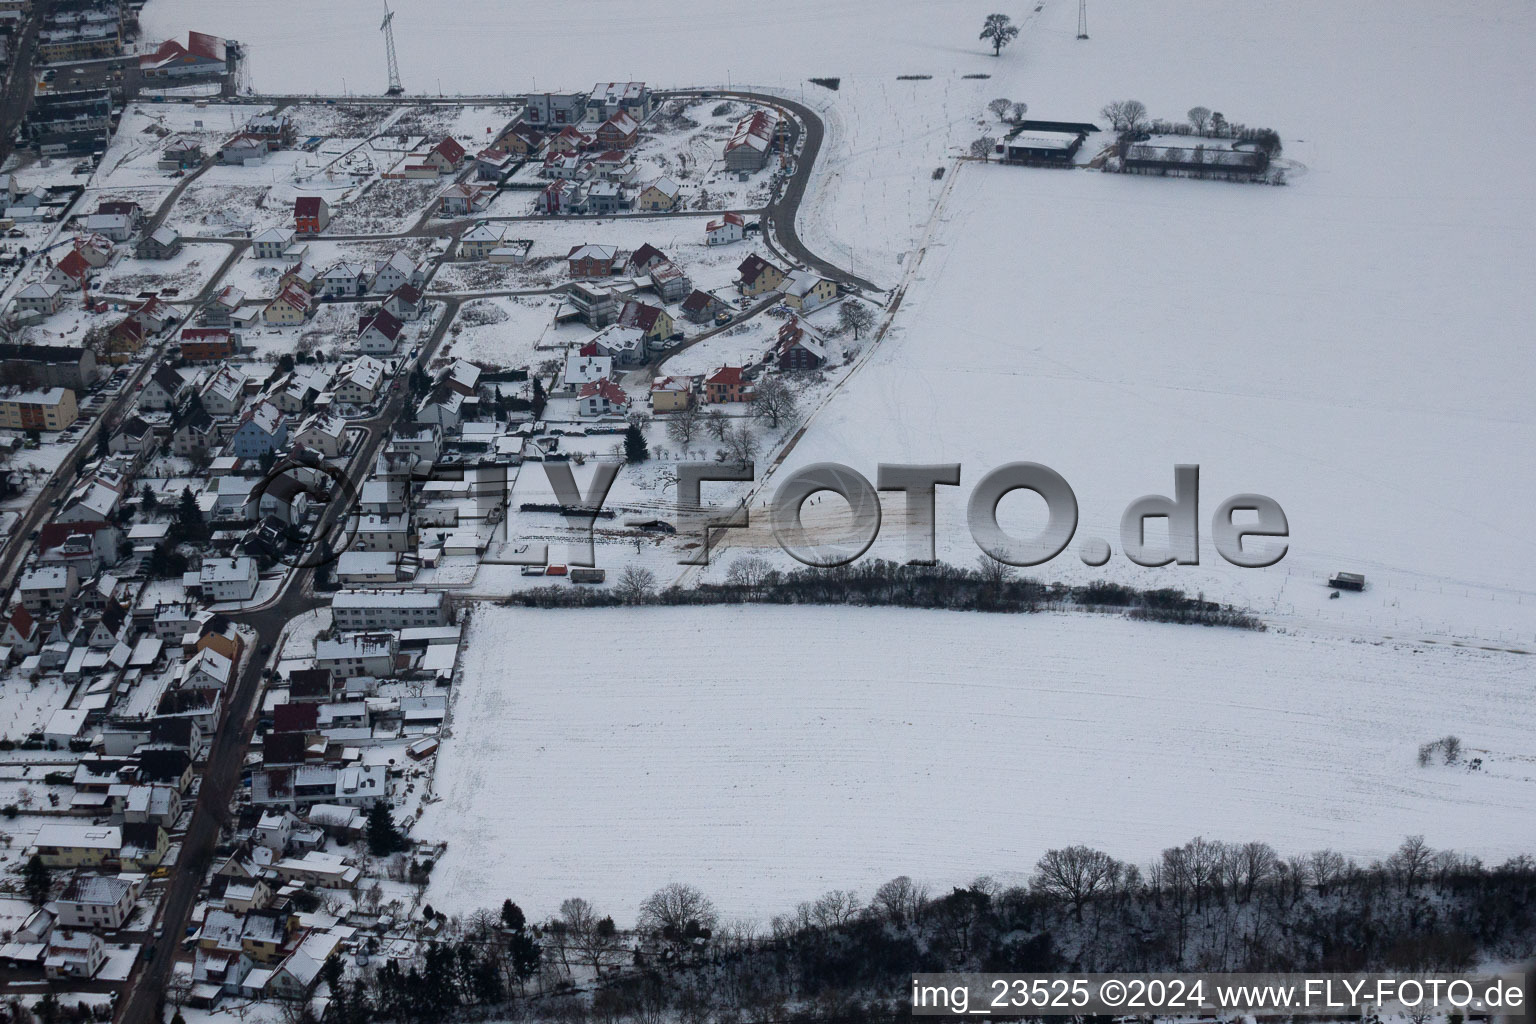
[
  {"left": 159, "top": 136, "right": 204, "bottom": 169},
  {"left": 14, "top": 281, "right": 64, "bottom": 317},
  {"left": 172, "top": 404, "right": 218, "bottom": 457},
  {"left": 522, "top": 91, "right": 588, "bottom": 125},
  {"left": 564, "top": 350, "right": 612, "bottom": 392},
  {"left": 44, "top": 248, "right": 92, "bottom": 291},
  {"left": 419, "top": 137, "right": 467, "bottom": 174},
  {"left": 586, "top": 325, "right": 645, "bottom": 368},
  {"left": 617, "top": 299, "right": 674, "bottom": 344},
  {"left": 578, "top": 378, "right": 629, "bottom": 418},
  {"left": 54, "top": 874, "right": 137, "bottom": 930},
  {"left": 369, "top": 251, "right": 416, "bottom": 295},
  {"left": 334, "top": 357, "right": 385, "bottom": 406},
  {"left": 636, "top": 176, "right": 680, "bottom": 211},
  {"left": 227, "top": 400, "right": 288, "bottom": 459},
  {"left": 459, "top": 222, "right": 504, "bottom": 260},
  {"left": 263, "top": 283, "right": 312, "bottom": 325},
  {"left": 681, "top": 288, "right": 726, "bottom": 323},
  {"left": 781, "top": 269, "right": 839, "bottom": 312},
  {"left": 314, "top": 635, "right": 398, "bottom": 678},
  {"left": 135, "top": 226, "right": 182, "bottom": 260},
  {"left": 0, "top": 387, "right": 78, "bottom": 430},
  {"left": 293, "top": 196, "right": 329, "bottom": 235},
  {"left": 180, "top": 327, "right": 239, "bottom": 362},
  {"left": 292, "top": 411, "right": 347, "bottom": 459},
  {"left": 199, "top": 557, "right": 258, "bottom": 602},
  {"left": 650, "top": 375, "right": 693, "bottom": 413},
  {"left": 589, "top": 81, "right": 653, "bottom": 120},
  {"left": 627, "top": 244, "right": 668, "bottom": 275},
  {"left": 383, "top": 284, "right": 424, "bottom": 322},
  {"left": 32, "top": 823, "right": 120, "bottom": 868},
  {"left": 736, "top": 253, "right": 787, "bottom": 296},
  {"left": 584, "top": 180, "right": 627, "bottom": 215},
  {"left": 589, "top": 149, "right": 633, "bottom": 182},
  {"left": 566, "top": 281, "right": 619, "bottom": 327},
  {"left": 252, "top": 226, "right": 295, "bottom": 259},
  {"left": 321, "top": 262, "right": 368, "bottom": 298},
  {"left": 45, "top": 931, "right": 103, "bottom": 979},
  {"left": 495, "top": 122, "right": 545, "bottom": 158},
  {"left": 541, "top": 177, "right": 584, "bottom": 215},
  {"left": 649, "top": 259, "right": 690, "bottom": 303},
  {"left": 331, "top": 590, "right": 449, "bottom": 631},
  {"left": 706, "top": 211, "right": 745, "bottom": 246},
  {"left": 473, "top": 147, "right": 516, "bottom": 182},
  {"left": 705, "top": 365, "right": 754, "bottom": 404},
  {"left": 200, "top": 365, "right": 249, "bottom": 418},
  {"left": 204, "top": 284, "right": 244, "bottom": 326},
  {"left": 567, "top": 243, "right": 620, "bottom": 278},
  {"left": 594, "top": 111, "right": 639, "bottom": 150},
  {"left": 350, "top": 515, "right": 413, "bottom": 553},
  {"left": 724, "top": 108, "right": 781, "bottom": 171},
  {"left": 84, "top": 213, "right": 132, "bottom": 242},
  {"left": 438, "top": 182, "right": 490, "bottom": 216},
  {"left": 775, "top": 315, "right": 831, "bottom": 370},
  {"left": 18, "top": 565, "right": 79, "bottom": 612},
  {"left": 357, "top": 309, "right": 404, "bottom": 355}
]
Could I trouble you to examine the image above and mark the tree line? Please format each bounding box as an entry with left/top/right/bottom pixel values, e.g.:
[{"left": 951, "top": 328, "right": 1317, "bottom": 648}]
[
  {"left": 300, "top": 839, "right": 1536, "bottom": 1024},
  {"left": 502, "top": 556, "right": 1264, "bottom": 629}
]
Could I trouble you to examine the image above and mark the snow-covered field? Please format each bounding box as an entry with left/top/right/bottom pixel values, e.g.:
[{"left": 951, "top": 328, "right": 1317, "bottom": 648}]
[{"left": 421, "top": 604, "right": 1536, "bottom": 920}]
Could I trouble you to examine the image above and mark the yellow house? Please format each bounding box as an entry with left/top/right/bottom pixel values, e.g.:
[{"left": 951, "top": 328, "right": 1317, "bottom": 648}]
[
  {"left": 263, "top": 284, "right": 312, "bottom": 325},
  {"left": 33, "top": 824, "right": 121, "bottom": 868},
  {"left": 736, "top": 254, "right": 786, "bottom": 297},
  {"left": 650, "top": 375, "right": 692, "bottom": 413},
  {"left": 119, "top": 824, "right": 170, "bottom": 871},
  {"left": 781, "top": 270, "right": 839, "bottom": 312},
  {"left": 618, "top": 300, "right": 674, "bottom": 343},
  {"left": 636, "top": 177, "right": 680, "bottom": 211},
  {"left": 0, "top": 388, "right": 78, "bottom": 432}
]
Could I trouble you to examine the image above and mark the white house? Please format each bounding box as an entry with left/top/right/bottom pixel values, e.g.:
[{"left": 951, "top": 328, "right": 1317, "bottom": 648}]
[
  {"left": 199, "top": 557, "right": 258, "bottom": 603},
  {"left": 252, "top": 226, "right": 295, "bottom": 259},
  {"left": 706, "top": 211, "right": 746, "bottom": 246},
  {"left": 357, "top": 310, "right": 404, "bottom": 355},
  {"left": 54, "top": 874, "right": 137, "bottom": 930}
]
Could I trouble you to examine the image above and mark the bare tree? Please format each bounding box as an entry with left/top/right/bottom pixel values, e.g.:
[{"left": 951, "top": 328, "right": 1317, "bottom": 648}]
[
  {"left": 723, "top": 423, "right": 759, "bottom": 464},
  {"left": 1009, "top": 101, "right": 1028, "bottom": 123},
  {"left": 1307, "top": 848, "right": 1348, "bottom": 894},
  {"left": 838, "top": 299, "right": 876, "bottom": 339},
  {"left": 1031, "top": 846, "right": 1121, "bottom": 920},
  {"left": 705, "top": 409, "right": 730, "bottom": 441},
  {"left": 724, "top": 555, "right": 774, "bottom": 590},
  {"left": 665, "top": 398, "right": 702, "bottom": 447},
  {"left": 1388, "top": 835, "right": 1434, "bottom": 892},
  {"left": 1187, "top": 106, "right": 1211, "bottom": 133},
  {"left": 979, "top": 13, "right": 1019, "bottom": 56},
  {"left": 809, "top": 889, "right": 862, "bottom": 928},
  {"left": 1101, "top": 99, "right": 1148, "bottom": 135},
  {"left": 753, "top": 376, "right": 798, "bottom": 430},
  {"left": 987, "top": 98, "right": 1013, "bottom": 120},
  {"left": 558, "top": 897, "right": 622, "bottom": 974},
  {"left": 614, "top": 565, "right": 656, "bottom": 602},
  {"left": 872, "top": 875, "right": 929, "bottom": 927},
  {"left": 638, "top": 883, "right": 719, "bottom": 937},
  {"left": 974, "top": 553, "right": 1016, "bottom": 587},
  {"left": 969, "top": 136, "right": 997, "bottom": 162}
]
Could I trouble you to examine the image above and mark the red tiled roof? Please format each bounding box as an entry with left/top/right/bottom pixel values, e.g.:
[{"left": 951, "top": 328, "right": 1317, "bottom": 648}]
[
  {"left": 294, "top": 196, "right": 324, "bottom": 217},
  {"left": 272, "top": 702, "right": 319, "bottom": 734},
  {"left": 706, "top": 366, "right": 746, "bottom": 387}
]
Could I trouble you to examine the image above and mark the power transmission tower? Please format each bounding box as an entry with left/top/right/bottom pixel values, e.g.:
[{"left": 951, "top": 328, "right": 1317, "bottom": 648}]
[
  {"left": 380, "top": 1, "right": 403, "bottom": 95},
  {"left": 1077, "top": 0, "right": 1089, "bottom": 39}
]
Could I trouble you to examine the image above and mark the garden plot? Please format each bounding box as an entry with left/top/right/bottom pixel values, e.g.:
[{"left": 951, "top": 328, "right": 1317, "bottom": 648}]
[
  {"left": 627, "top": 98, "right": 783, "bottom": 211},
  {"left": 420, "top": 604, "right": 1536, "bottom": 920},
  {"left": 326, "top": 177, "right": 441, "bottom": 235},
  {"left": 437, "top": 295, "right": 567, "bottom": 369},
  {"left": 94, "top": 241, "right": 233, "bottom": 298},
  {"left": 95, "top": 102, "right": 276, "bottom": 189}
]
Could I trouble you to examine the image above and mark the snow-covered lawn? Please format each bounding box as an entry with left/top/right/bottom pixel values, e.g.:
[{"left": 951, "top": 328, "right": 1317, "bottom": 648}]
[{"left": 421, "top": 603, "right": 1536, "bottom": 921}]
